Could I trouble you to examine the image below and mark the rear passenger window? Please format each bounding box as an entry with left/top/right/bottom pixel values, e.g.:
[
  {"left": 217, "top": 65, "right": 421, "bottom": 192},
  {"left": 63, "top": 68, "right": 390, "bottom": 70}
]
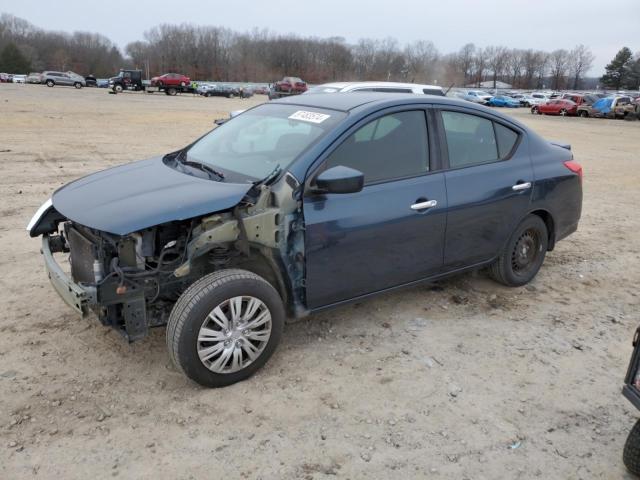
[
  {"left": 494, "top": 123, "right": 518, "bottom": 158},
  {"left": 441, "top": 111, "right": 497, "bottom": 167},
  {"left": 441, "top": 111, "right": 519, "bottom": 168},
  {"left": 325, "top": 111, "right": 429, "bottom": 184}
]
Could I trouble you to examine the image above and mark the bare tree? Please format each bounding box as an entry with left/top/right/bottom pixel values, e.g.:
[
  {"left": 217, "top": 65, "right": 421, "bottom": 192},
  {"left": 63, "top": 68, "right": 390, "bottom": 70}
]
[
  {"left": 568, "top": 44, "right": 595, "bottom": 89},
  {"left": 549, "top": 49, "right": 569, "bottom": 89},
  {"left": 404, "top": 40, "right": 439, "bottom": 84}
]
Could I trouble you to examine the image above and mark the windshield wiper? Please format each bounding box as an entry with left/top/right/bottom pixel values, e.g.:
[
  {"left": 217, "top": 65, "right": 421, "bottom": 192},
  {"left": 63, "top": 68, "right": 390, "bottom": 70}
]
[
  {"left": 253, "top": 164, "right": 281, "bottom": 186},
  {"left": 184, "top": 160, "right": 225, "bottom": 181},
  {"left": 174, "top": 148, "right": 225, "bottom": 181}
]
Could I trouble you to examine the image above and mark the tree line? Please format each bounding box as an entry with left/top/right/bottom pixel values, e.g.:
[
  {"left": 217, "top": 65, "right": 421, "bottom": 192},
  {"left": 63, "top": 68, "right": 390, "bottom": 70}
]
[{"left": 1, "top": 12, "right": 638, "bottom": 90}]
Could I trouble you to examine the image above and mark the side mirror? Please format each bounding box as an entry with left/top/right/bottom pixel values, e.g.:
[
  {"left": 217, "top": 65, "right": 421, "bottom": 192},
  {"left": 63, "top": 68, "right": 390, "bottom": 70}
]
[{"left": 312, "top": 166, "right": 364, "bottom": 194}]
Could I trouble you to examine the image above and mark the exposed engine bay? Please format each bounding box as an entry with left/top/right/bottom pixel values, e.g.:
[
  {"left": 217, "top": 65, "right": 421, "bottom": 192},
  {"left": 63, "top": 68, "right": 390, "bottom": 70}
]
[{"left": 45, "top": 174, "right": 306, "bottom": 341}]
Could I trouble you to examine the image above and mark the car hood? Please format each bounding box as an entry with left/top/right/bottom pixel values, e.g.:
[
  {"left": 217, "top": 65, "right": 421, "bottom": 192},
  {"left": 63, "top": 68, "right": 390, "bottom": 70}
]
[{"left": 52, "top": 157, "right": 253, "bottom": 235}]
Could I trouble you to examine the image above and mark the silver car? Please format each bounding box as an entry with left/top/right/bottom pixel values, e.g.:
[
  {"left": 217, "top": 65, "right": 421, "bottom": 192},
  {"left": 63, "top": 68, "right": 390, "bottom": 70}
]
[{"left": 42, "top": 71, "right": 86, "bottom": 89}]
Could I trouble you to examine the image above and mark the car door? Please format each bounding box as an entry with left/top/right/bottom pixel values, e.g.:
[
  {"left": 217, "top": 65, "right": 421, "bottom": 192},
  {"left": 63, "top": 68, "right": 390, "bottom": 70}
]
[
  {"left": 303, "top": 108, "right": 447, "bottom": 309},
  {"left": 436, "top": 108, "right": 533, "bottom": 269},
  {"left": 58, "top": 73, "right": 71, "bottom": 86}
]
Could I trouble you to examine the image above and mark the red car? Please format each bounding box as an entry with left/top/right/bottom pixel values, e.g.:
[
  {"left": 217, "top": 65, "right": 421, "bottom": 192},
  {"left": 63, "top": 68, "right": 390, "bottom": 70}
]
[
  {"left": 150, "top": 73, "right": 190, "bottom": 87},
  {"left": 274, "top": 76, "right": 307, "bottom": 94},
  {"left": 532, "top": 99, "right": 577, "bottom": 116}
]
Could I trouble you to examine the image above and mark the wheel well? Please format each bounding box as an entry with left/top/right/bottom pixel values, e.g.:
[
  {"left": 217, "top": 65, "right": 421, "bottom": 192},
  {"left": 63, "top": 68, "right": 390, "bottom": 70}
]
[
  {"left": 530, "top": 209, "right": 556, "bottom": 251},
  {"left": 228, "top": 249, "right": 290, "bottom": 308}
]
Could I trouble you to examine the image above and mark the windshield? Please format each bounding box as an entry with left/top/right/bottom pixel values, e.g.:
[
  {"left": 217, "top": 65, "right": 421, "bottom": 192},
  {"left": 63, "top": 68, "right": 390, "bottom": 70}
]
[{"left": 186, "top": 103, "right": 346, "bottom": 180}]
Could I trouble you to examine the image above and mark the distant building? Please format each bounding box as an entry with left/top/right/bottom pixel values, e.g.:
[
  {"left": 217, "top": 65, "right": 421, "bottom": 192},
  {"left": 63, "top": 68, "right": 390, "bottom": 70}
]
[{"left": 466, "top": 80, "right": 513, "bottom": 89}]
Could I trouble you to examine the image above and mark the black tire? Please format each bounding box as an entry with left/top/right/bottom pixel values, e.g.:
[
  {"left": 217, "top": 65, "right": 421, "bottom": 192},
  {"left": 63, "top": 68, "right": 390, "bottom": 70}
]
[
  {"left": 490, "top": 215, "right": 548, "bottom": 287},
  {"left": 531, "top": 106, "right": 538, "bottom": 114},
  {"left": 46, "top": 80, "right": 54, "bottom": 87},
  {"left": 559, "top": 108, "right": 568, "bottom": 117},
  {"left": 167, "top": 269, "right": 285, "bottom": 388},
  {"left": 113, "top": 84, "right": 123, "bottom": 93},
  {"left": 167, "top": 87, "right": 177, "bottom": 96},
  {"left": 624, "top": 419, "right": 640, "bottom": 475},
  {"left": 74, "top": 82, "right": 82, "bottom": 89},
  {"left": 579, "top": 110, "right": 589, "bottom": 118}
]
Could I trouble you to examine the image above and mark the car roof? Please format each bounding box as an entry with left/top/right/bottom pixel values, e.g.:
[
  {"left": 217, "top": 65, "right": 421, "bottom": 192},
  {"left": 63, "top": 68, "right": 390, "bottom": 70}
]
[
  {"left": 273, "top": 91, "right": 527, "bottom": 127},
  {"left": 315, "top": 81, "right": 442, "bottom": 90}
]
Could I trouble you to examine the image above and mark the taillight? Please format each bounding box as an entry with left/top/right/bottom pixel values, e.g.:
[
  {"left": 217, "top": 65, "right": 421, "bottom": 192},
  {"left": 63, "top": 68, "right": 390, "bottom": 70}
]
[{"left": 564, "top": 160, "right": 583, "bottom": 180}]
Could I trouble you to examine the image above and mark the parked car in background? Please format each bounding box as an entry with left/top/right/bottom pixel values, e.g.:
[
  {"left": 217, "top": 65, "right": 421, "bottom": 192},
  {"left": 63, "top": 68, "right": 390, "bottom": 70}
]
[
  {"left": 458, "top": 90, "right": 493, "bottom": 105},
  {"left": 43, "top": 71, "right": 86, "bottom": 88},
  {"left": 532, "top": 99, "right": 577, "bottom": 116},
  {"left": 85, "top": 75, "right": 97, "bottom": 87},
  {"left": 150, "top": 73, "right": 190, "bottom": 88},
  {"left": 199, "top": 84, "right": 237, "bottom": 98},
  {"left": 583, "top": 96, "right": 634, "bottom": 119},
  {"left": 96, "top": 78, "right": 109, "bottom": 88},
  {"left": 487, "top": 95, "right": 520, "bottom": 108},
  {"left": 28, "top": 92, "right": 583, "bottom": 388},
  {"left": 253, "top": 85, "right": 269, "bottom": 95},
  {"left": 0, "top": 73, "right": 10, "bottom": 82},
  {"left": 519, "top": 95, "right": 547, "bottom": 107},
  {"left": 275, "top": 76, "right": 307, "bottom": 93},
  {"left": 306, "top": 81, "right": 445, "bottom": 96},
  {"left": 11, "top": 74, "right": 27, "bottom": 84},
  {"left": 26, "top": 72, "right": 43, "bottom": 84}
]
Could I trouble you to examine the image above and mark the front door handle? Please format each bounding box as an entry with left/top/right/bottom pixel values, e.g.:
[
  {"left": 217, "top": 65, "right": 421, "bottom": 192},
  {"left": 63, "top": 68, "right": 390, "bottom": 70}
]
[
  {"left": 411, "top": 199, "right": 438, "bottom": 210},
  {"left": 512, "top": 182, "right": 532, "bottom": 191}
]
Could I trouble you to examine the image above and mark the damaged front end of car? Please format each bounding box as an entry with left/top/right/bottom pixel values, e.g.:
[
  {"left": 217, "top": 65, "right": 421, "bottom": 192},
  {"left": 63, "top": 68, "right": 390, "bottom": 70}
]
[{"left": 29, "top": 173, "right": 307, "bottom": 342}]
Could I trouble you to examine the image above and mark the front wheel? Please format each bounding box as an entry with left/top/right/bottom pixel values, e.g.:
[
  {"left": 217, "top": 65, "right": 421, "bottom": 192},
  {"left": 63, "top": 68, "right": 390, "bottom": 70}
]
[
  {"left": 559, "top": 108, "right": 568, "bottom": 117},
  {"left": 74, "top": 82, "right": 82, "bottom": 89},
  {"left": 531, "top": 106, "right": 538, "bottom": 114},
  {"left": 490, "top": 215, "right": 548, "bottom": 287},
  {"left": 167, "top": 269, "right": 285, "bottom": 388},
  {"left": 579, "top": 110, "right": 589, "bottom": 118},
  {"left": 46, "top": 80, "right": 54, "bottom": 87},
  {"left": 624, "top": 419, "right": 640, "bottom": 475},
  {"left": 113, "top": 84, "right": 123, "bottom": 93},
  {"left": 167, "top": 87, "right": 177, "bottom": 96}
]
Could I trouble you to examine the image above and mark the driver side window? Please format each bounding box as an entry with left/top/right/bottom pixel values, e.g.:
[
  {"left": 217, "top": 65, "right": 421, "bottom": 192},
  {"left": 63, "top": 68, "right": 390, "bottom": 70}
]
[{"left": 324, "top": 111, "right": 429, "bottom": 185}]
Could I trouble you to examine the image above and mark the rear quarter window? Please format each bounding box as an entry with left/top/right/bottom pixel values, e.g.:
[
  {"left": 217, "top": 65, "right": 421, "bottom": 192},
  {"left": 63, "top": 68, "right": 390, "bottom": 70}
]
[{"left": 494, "top": 123, "right": 519, "bottom": 158}]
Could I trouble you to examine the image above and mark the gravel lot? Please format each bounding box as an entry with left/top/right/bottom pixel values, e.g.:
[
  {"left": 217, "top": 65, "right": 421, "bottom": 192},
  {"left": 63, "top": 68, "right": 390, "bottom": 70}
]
[{"left": 1, "top": 83, "right": 639, "bottom": 479}]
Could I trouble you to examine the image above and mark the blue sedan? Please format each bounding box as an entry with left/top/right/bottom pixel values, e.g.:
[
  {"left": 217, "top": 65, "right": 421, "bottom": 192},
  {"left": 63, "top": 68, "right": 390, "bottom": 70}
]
[
  {"left": 487, "top": 95, "right": 521, "bottom": 108},
  {"left": 28, "top": 93, "right": 583, "bottom": 387}
]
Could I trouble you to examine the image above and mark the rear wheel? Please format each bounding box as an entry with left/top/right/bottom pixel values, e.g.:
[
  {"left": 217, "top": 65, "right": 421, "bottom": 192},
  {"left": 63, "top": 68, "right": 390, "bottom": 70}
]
[
  {"left": 46, "top": 80, "right": 54, "bottom": 87},
  {"left": 531, "top": 106, "right": 538, "bottom": 114},
  {"left": 490, "top": 215, "right": 548, "bottom": 287},
  {"left": 579, "top": 110, "right": 589, "bottom": 118},
  {"left": 624, "top": 419, "right": 640, "bottom": 475},
  {"left": 559, "top": 108, "right": 568, "bottom": 117},
  {"left": 74, "top": 82, "right": 82, "bottom": 89},
  {"left": 167, "top": 269, "right": 285, "bottom": 388}
]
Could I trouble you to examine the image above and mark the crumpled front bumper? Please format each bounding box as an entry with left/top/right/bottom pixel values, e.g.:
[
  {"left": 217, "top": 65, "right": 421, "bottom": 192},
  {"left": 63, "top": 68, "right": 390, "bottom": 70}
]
[{"left": 42, "top": 235, "right": 96, "bottom": 316}]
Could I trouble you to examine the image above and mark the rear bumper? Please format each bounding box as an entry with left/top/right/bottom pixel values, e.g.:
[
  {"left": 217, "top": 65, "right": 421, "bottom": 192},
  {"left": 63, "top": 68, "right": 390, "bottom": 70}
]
[{"left": 42, "top": 235, "right": 96, "bottom": 316}]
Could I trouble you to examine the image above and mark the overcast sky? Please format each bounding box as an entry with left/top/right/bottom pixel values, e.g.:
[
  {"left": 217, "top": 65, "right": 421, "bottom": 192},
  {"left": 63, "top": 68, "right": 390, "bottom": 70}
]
[{"left": 3, "top": 0, "right": 639, "bottom": 75}]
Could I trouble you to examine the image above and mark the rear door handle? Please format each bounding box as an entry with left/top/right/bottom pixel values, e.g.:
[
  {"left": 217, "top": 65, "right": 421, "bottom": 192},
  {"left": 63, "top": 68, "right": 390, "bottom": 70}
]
[
  {"left": 512, "top": 182, "right": 532, "bottom": 191},
  {"left": 411, "top": 199, "right": 438, "bottom": 210}
]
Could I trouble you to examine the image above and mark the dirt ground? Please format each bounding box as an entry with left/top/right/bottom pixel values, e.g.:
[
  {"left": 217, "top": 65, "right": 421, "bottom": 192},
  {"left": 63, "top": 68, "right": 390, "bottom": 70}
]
[{"left": 1, "top": 83, "right": 639, "bottom": 479}]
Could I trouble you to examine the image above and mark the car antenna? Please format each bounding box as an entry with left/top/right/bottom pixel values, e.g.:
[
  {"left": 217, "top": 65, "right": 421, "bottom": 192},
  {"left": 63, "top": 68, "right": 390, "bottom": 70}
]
[{"left": 444, "top": 83, "right": 455, "bottom": 95}]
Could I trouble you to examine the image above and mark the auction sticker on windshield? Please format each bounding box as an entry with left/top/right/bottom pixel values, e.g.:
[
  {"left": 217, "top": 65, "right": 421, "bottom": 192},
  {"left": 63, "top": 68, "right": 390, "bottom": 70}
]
[{"left": 288, "top": 111, "right": 331, "bottom": 124}]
